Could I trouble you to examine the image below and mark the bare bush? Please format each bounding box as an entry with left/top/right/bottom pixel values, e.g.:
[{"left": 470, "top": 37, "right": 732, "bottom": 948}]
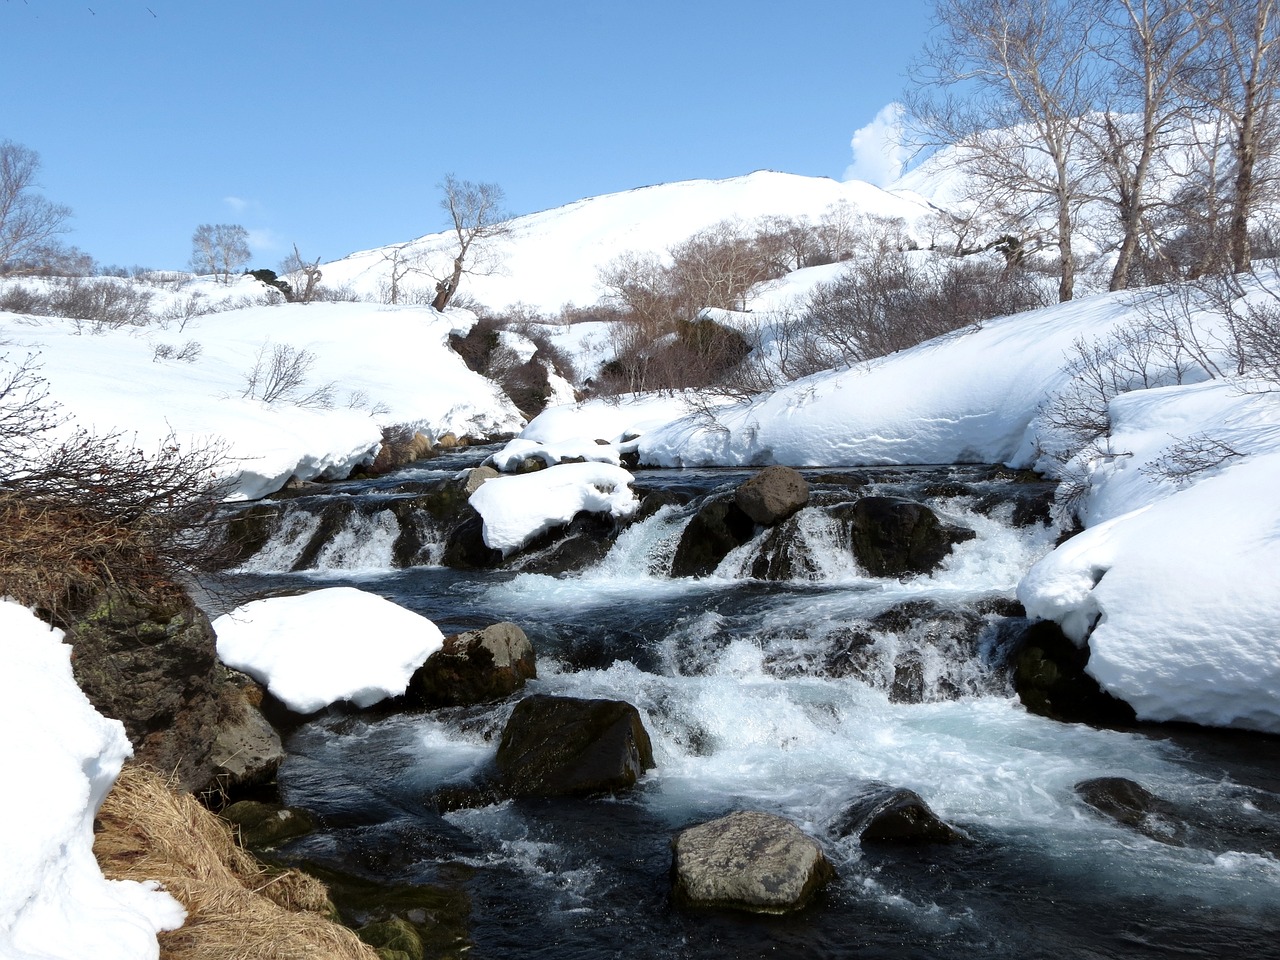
[
  {"left": 156, "top": 292, "right": 213, "bottom": 331},
  {"left": 0, "top": 277, "right": 157, "bottom": 331},
  {"left": 1143, "top": 433, "right": 1246, "bottom": 484},
  {"left": 0, "top": 351, "right": 232, "bottom": 624},
  {"left": 241, "top": 343, "right": 335, "bottom": 408},
  {"left": 152, "top": 340, "right": 202, "bottom": 364}
]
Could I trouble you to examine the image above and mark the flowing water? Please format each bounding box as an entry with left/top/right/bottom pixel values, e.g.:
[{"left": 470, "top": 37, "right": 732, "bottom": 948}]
[{"left": 212, "top": 449, "right": 1280, "bottom": 960}]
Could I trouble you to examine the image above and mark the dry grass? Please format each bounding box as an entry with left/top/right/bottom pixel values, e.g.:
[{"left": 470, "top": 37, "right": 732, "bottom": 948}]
[{"left": 95, "top": 764, "right": 379, "bottom": 960}]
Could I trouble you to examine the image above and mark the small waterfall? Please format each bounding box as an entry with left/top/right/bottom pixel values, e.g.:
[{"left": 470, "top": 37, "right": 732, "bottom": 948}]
[
  {"left": 311, "top": 508, "right": 400, "bottom": 570},
  {"left": 236, "top": 510, "right": 323, "bottom": 572},
  {"left": 234, "top": 499, "right": 443, "bottom": 573},
  {"left": 715, "top": 506, "right": 863, "bottom": 581}
]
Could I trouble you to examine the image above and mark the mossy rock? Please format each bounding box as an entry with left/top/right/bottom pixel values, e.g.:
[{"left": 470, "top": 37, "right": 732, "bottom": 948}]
[
  {"left": 1012, "top": 620, "right": 1137, "bottom": 726},
  {"left": 221, "top": 800, "right": 316, "bottom": 849},
  {"left": 358, "top": 917, "right": 423, "bottom": 960}
]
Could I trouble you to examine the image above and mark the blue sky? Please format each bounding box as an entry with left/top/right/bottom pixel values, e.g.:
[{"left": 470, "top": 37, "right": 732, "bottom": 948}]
[{"left": 2, "top": 0, "right": 932, "bottom": 271}]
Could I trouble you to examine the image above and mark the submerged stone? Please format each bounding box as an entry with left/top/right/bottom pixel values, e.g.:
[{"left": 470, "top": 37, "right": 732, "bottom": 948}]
[
  {"left": 1075, "top": 777, "right": 1187, "bottom": 845},
  {"left": 828, "top": 784, "right": 963, "bottom": 845}
]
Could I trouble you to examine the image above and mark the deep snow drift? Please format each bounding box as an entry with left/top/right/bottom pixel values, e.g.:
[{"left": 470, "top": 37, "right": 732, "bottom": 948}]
[{"left": 0, "top": 601, "right": 185, "bottom": 960}]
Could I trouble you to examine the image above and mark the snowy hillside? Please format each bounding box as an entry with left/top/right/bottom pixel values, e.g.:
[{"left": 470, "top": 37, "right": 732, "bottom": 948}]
[
  {"left": 319, "top": 171, "right": 935, "bottom": 312},
  {"left": 0, "top": 281, "right": 524, "bottom": 500}
]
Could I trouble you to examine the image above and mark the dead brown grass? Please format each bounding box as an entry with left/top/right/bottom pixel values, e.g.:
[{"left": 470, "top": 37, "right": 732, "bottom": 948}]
[{"left": 95, "top": 764, "right": 378, "bottom": 960}]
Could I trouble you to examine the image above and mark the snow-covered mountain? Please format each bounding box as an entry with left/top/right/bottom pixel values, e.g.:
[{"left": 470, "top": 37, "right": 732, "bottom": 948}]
[{"left": 319, "top": 170, "right": 936, "bottom": 312}]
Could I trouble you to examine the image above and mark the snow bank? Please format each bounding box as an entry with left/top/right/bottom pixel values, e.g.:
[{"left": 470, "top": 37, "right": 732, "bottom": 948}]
[
  {"left": 1019, "top": 380, "right": 1280, "bottom": 733},
  {"left": 521, "top": 394, "right": 696, "bottom": 446},
  {"left": 468, "top": 462, "right": 639, "bottom": 555},
  {"left": 0, "top": 291, "right": 524, "bottom": 500},
  {"left": 489, "top": 436, "right": 621, "bottom": 472},
  {"left": 639, "top": 293, "right": 1139, "bottom": 468},
  {"left": 0, "top": 601, "right": 185, "bottom": 959},
  {"left": 213, "top": 587, "right": 444, "bottom": 714}
]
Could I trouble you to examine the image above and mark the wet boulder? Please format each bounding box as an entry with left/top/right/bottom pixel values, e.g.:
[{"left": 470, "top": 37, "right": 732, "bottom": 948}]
[
  {"left": 495, "top": 694, "right": 655, "bottom": 797},
  {"left": 1075, "top": 777, "right": 1187, "bottom": 845},
  {"left": 441, "top": 505, "right": 503, "bottom": 569},
  {"left": 828, "top": 784, "right": 963, "bottom": 845},
  {"left": 831, "top": 496, "right": 975, "bottom": 577},
  {"left": 670, "top": 498, "right": 756, "bottom": 578},
  {"left": 671, "top": 810, "right": 835, "bottom": 914},
  {"left": 510, "top": 510, "right": 618, "bottom": 576},
  {"left": 735, "top": 466, "right": 810, "bottom": 526},
  {"left": 1011, "top": 619, "right": 1137, "bottom": 726},
  {"left": 410, "top": 622, "right": 536, "bottom": 707}
]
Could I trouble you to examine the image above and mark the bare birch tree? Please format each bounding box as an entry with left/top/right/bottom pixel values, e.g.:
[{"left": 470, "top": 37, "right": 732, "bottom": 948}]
[
  {"left": 908, "top": 0, "right": 1102, "bottom": 302},
  {"left": 431, "top": 174, "right": 511, "bottom": 312},
  {"left": 1191, "top": 0, "right": 1280, "bottom": 273},
  {"left": 190, "top": 223, "right": 250, "bottom": 283},
  {"left": 1087, "top": 0, "right": 1206, "bottom": 289},
  {"left": 0, "top": 141, "right": 73, "bottom": 273}
]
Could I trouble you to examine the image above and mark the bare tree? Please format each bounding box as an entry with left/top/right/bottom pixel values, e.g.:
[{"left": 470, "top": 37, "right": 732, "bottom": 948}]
[
  {"left": 190, "top": 223, "right": 251, "bottom": 283},
  {"left": 431, "top": 174, "right": 512, "bottom": 312},
  {"left": 1087, "top": 0, "right": 1207, "bottom": 290},
  {"left": 379, "top": 244, "right": 421, "bottom": 305},
  {"left": 0, "top": 141, "right": 74, "bottom": 273},
  {"left": 279, "top": 244, "right": 323, "bottom": 303},
  {"left": 908, "top": 0, "right": 1103, "bottom": 301},
  {"left": 1190, "top": 0, "right": 1280, "bottom": 273}
]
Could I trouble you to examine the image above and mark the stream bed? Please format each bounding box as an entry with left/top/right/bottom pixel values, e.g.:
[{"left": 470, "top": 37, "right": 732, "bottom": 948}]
[{"left": 209, "top": 449, "right": 1280, "bottom": 960}]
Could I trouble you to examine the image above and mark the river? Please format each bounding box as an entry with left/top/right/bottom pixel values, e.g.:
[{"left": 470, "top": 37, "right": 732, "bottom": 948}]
[{"left": 210, "top": 448, "right": 1280, "bottom": 960}]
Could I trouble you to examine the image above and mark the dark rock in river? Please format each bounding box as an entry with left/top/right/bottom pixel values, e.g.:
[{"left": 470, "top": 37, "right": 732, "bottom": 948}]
[
  {"left": 67, "top": 584, "right": 225, "bottom": 792},
  {"left": 495, "top": 694, "right": 655, "bottom": 797},
  {"left": 671, "top": 810, "right": 835, "bottom": 914},
  {"left": 410, "top": 622, "right": 536, "bottom": 707},
  {"left": 510, "top": 510, "right": 618, "bottom": 575},
  {"left": 831, "top": 496, "right": 976, "bottom": 578},
  {"left": 1012, "top": 619, "right": 1137, "bottom": 727},
  {"left": 1075, "top": 777, "right": 1188, "bottom": 845},
  {"left": 828, "top": 783, "right": 963, "bottom": 845},
  {"left": 441, "top": 505, "right": 503, "bottom": 569},
  {"left": 220, "top": 798, "right": 316, "bottom": 849},
  {"left": 735, "top": 465, "right": 810, "bottom": 526},
  {"left": 670, "top": 498, "right": 756, "bottom": 578}
]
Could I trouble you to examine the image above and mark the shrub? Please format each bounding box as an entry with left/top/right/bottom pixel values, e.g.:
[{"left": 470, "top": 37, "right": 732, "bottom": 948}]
[{"left": 0, "top": 351, "right": 231, "bottom": 625}]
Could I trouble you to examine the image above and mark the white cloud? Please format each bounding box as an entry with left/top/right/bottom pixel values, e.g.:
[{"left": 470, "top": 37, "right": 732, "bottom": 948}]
[
  {"left": 844, "top": 103, "right": 908, "bottom": 187},
  {"left": 223, "top": 195, "right": 250, "bottom": 214},
  {"left": 246, "top": 227, "right": 284, "bottom": 256}
]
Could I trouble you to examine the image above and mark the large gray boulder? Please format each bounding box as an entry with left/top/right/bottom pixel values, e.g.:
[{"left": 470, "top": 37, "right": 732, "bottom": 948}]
[
  {"left": 671, "top": 811, "right": 835, "bottom": 914},
  {"left": 209, "top": 682, "right": 285, "bottom": 791},
  {"left": 735, "top": 466, "right": 810, "bottom": 526},
  {"left": 495, "top": 694, "right": 654, "bottom": 797},
  {"left": 410, "top": 622, "right": 536, "bottom": 707}
]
